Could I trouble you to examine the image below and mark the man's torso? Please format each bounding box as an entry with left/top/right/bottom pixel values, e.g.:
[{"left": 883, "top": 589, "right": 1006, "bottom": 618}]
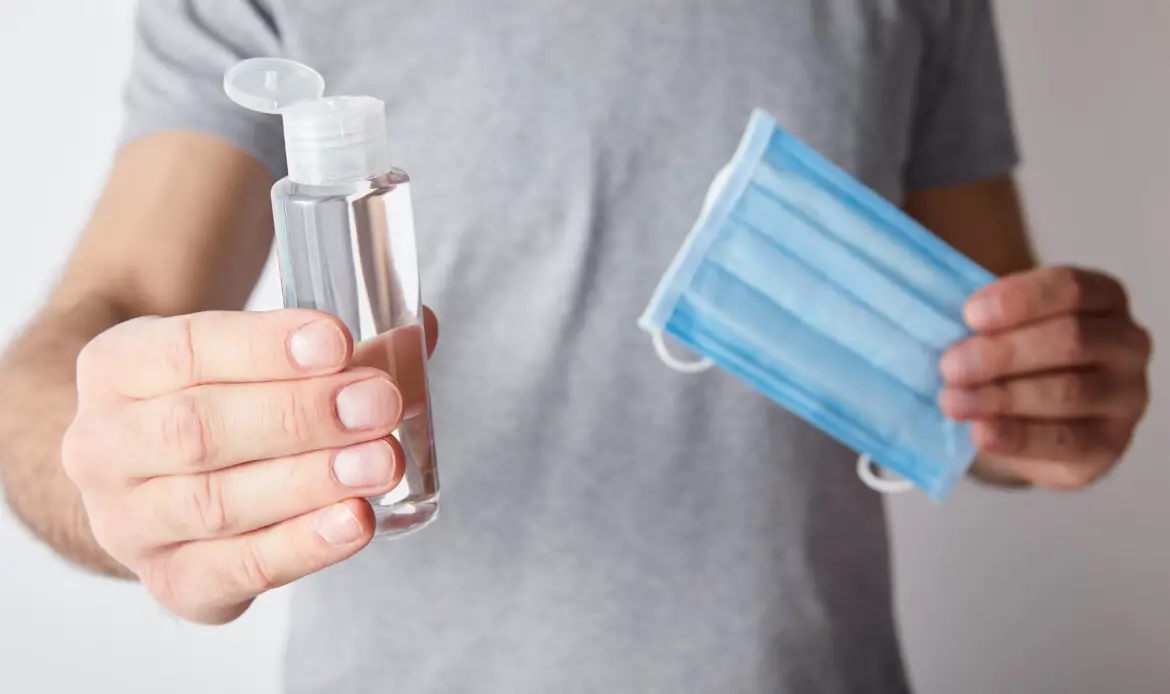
[{"left": 269, "top": 1, "right": 923, "bottom": 691}]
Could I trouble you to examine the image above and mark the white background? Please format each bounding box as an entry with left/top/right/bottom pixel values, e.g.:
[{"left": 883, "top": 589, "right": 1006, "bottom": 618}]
[{"left": 1, "top": 2, "right": 1167, "bottom": 693}]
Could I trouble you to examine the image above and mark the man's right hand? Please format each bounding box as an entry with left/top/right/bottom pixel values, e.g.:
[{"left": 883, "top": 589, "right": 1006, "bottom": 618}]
[{"left": 61, "top": 309, "right": 405, "bottom": 625}]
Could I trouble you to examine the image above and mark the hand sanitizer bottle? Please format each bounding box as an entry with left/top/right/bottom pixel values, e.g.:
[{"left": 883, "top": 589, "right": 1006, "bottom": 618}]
[{"left": 224, "top": 58, "right": 439, "bottom": 538}]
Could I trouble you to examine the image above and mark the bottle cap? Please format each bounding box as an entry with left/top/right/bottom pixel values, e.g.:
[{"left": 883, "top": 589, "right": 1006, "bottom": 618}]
[
  {"left": 224, "top": 57, "right": 390, "bottom": 185},
  {"left": 223, "top": 57, "right": 325, "bottom": 114}
]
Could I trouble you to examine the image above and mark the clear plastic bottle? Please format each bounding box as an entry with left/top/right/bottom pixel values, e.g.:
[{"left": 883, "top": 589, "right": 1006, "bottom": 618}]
[{"left": 224, "top": 58, "right": 439, "bottom": 537}]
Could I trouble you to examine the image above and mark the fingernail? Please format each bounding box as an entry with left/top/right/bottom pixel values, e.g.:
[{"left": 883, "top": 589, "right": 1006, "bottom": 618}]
[
  {"left": 940, "top": 347, "right": 979, "bottom": 382},
  {"left": 336, "top": 377, "right": 401, "bottom": 430},
  {"left": 317, "top": 504, "right": 363, "bottom": 545},
  {"left": 964, "top": 297, "right": 1001, "bottom": 330},
  {"left": 290, "top": 320, "right": 347, "bottom": 370},
  {"left": 333, "top": 441, "right": 395, "bottom": 488}
]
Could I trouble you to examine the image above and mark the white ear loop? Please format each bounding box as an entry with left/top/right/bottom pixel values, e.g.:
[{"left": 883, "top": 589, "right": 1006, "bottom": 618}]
[
  {"left": 857, "top": 454, "right": 914, "bottom": 494},
  {"left": 651, "top": 331, "right": 715, "bottom": 374},
  {"left": 653, "top": 332, "right": 910, "bottom": 493},
  {"left": 647, "top": 163, "right": 732, "bottom": 376}
]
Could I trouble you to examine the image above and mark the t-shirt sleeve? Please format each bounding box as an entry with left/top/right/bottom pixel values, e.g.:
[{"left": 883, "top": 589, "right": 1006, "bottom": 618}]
[
  {"left": 903, "top": 0, "right": 1021, "bottom": 190},
  {"left": 118, "top": 0, "right": 288, "bottom": 179}
]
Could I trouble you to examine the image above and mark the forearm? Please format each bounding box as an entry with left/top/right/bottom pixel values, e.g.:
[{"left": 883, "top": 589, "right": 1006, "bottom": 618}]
[
  {"left": 965, "top": 242, "right": 1038, "bottom": 490},
  {"left": 0, "top": 295, "right": 135, "bottom": 579},
  {"left": 0, "top": 134, "right": 276, "bottom": 579}
]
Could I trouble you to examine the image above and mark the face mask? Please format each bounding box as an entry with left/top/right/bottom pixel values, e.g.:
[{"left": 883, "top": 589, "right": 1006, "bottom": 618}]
[{"left": 639, "top": 109, "right": 995, "bottom": 501}]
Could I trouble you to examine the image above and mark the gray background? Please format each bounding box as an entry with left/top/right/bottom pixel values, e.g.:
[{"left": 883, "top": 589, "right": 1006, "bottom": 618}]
[{"left": 0, "top": 1, "right": 1166, "bottom": 692}]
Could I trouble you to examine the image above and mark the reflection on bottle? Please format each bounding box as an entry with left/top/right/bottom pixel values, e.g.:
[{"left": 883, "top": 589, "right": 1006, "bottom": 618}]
[{"left": 353, "top": 322, "right": 438, "bottom": 525}]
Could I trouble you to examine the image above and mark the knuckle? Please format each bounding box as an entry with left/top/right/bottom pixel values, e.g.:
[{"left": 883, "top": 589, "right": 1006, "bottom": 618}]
[
  {"left": 277, "top": 388, "right": 323, "bottom": 446},
  {"left": 139, "top": 557, "right": 180, "bottom": 608},
  {"left": 59, "top": 417, "right": 94, "bottom": 483},
  {"left": 74, "top": 339, "right": 110, "bottom": 394},
  {"left": 993, "top": 286, "right": 1027, "bottom": 324},
  {"left": 1054, "top": 423, "right": 1112, "bottom": 467},
  {"left": 1131, "top": 324, "right": 1154, "bottom": 361},
  {"left": 985, "top": 421, "right": 1025, "bottom": 454},
  {"left": 163, "top": 316, "right": 198, "bottom": 386},
  {"left": 245, "top": 315, "right": 290, "bottom": 371},
  {"left": 988, "top": 383, "right": 1014, "bottom": 413},
  {"left": 1050, "top": 374, "right": 1087, "bottom": 408},
  {"left": 1053, "top": 316, "right": 1090, "bottom": 362},
  {"left": 1049, "top": 422, "right": 1078, "bottom": 452},
  {"left": 87, "top": 516, "right": 121, "bottom": 558},
  {"left": 232, "top": 539, "right": 277, "bottom": 595},
  {"left": 982, "top": 337, "right": 1014, "bottom": 376},
  {"left": 60, "top": 414, "right": 114, "bottom": 486},
  {"left": 159, "top": 394, "right": 213, "bottom": 469},
  {"left": 1050, "top": 266, "right": 1086, "bottom": 307},
  {"left": 140, "top": 555, "right": 213, "bottom": 622},
  {"left": 186, "top": 473, "right": 230, "bottom": 536},
  {"left": 141, "top": 551, "right": 253, "bottom": 625},
  {"left": 1134, "top": 381, "right": 1151, "bottom": 416},
  {"left": 86, "top": 505, "right": 136, "bottom": 565}
]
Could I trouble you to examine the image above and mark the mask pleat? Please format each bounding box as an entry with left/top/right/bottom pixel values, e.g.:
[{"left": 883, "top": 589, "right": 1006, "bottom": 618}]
[
  {"left": 752, "top": 164, "right": 972, "bottom": 336},
  {"left": 760, "top": 136, "right": 992, "bottom": 307},
  {"left": 710, "top": 216, "right": 943, "bottom": 396}
]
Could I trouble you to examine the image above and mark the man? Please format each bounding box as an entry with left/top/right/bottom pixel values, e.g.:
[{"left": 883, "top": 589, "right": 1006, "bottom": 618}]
[{"left": 0, "top": 1, "right": 1152, "bottom": 692}]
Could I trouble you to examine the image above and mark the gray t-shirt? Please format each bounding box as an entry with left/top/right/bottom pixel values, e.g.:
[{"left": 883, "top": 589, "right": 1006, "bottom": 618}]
[{"left": 119, "top": 1, "right": 1019, "bottom": 692}]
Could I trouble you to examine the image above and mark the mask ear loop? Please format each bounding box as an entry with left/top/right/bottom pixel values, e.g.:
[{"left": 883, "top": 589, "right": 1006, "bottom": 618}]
[
  {"left": 652, "top": 330, "right": 908, "bottom": 493},
  {"left": 651, "top": 331, "right": 715, "bottom": 374},
  {"left": 653, "top": 329, "right": 914, "bottom": 494},
  {"left": 857, "top": 454, "right": 914, "bottom": 494}
]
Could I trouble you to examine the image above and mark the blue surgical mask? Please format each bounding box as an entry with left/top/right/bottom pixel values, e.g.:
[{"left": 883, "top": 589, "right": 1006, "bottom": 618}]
[{"left": 639, "top": 109, "right": 995, "bottom": 501}]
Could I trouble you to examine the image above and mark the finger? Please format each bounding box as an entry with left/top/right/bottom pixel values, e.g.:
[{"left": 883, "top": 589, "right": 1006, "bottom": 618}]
[
  {"left": 973, "top": 452, "right": 1114, "bottom": 492},
  {"left": 134, "top": 438, "right": 404, "bottom": 543},
  {"left": 971, "top": 418, "right": 1128, "bottom": 466},
  {"left": 423, "top": 305, "right": 439, "bottom": 358},
  {"left": 113, "top": 368, "right": 402, "bottom": 477},
  {"left": 963, "top": 266, "right": 1129, "bottom": 332},
  {"left": 350, "top": 304, "right": 438, "bottom": 420},
  {"left": 353, "top": 323, "right": 431, "bottom": 420},
  {"left": 145, "top": 498, "right": 375, "bottom": 625},
  {"left": 940, "top": 314, "right": 1149, "bottom": 386},
  {"left": 78, "top": 309, "right": 353, "bottom": 401},
  {"left": 939, "top": 372, "right": 1148, "bottom": 420}
]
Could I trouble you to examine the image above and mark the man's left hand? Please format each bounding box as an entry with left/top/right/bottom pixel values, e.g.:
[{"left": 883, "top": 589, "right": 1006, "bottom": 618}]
[{"left": 939, "top": 266, "right": 1153, "bottom": 490}]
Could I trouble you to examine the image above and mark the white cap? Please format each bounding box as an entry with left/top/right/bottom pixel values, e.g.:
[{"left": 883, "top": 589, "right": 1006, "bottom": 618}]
[{"left": 224, "top": 57, "right": 391, "bottom": 185}]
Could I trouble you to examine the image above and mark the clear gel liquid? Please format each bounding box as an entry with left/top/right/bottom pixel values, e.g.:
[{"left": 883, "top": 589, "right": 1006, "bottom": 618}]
[{"left": 272, "top": 169, "right": 439, "bottom": 537}]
